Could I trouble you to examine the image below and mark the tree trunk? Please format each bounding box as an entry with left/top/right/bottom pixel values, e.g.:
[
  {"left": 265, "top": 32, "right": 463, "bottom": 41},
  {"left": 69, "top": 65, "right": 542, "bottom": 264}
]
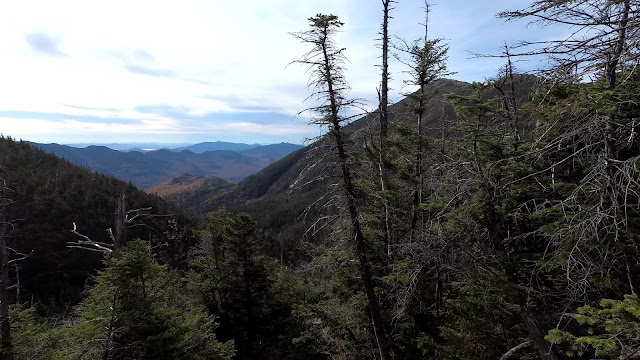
[
  {"left": 520, "top": 304, "right": 559, "bottom": 360},
  {"left": 606, "top": 0, "right": 630, "bottom": 90},
  {"left": 500, "top": 341, "right": 530, "bottom": 360},
  {"left": 410, "top": 89, "right": 425, "bottom": 236},
  {"left": 625, "top": 246, "right": 640, "bottom": 294},
  {"left": 321, "top": 35, "right": 392, "bottom": 360},
  {"left": 0, "top": 222, "right": 13, "bottom": 360},
  {"left": 378, "top": 0, "right": 393, "bottom": 259},
  {"left": 114, "top": 192, "right": 126, "bottom": 255},
  {"left": 101, "top": 293, "right": 118, "bottom": 360}
]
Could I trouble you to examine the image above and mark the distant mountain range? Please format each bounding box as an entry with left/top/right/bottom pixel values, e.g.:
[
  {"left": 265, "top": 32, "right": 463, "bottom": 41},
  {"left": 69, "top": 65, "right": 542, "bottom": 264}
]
[
  {"left": 170, "top": 141, "right": 262, "bottom": 153},
  {"left": 30, "top": 141, "right": 303, "bottom": 189},
  {"left": 65, "top": 141, "right": 274, "bottom": 152}
]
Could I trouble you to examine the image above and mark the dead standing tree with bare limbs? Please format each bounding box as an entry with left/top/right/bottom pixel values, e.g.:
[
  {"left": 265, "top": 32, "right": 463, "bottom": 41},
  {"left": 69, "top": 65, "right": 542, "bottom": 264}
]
[
  {"left": 290, "top": 14, "right": 393, "bottom": 360},
  {"left": 67, "top": 191, "right": 161, "bottom": 360},
  {"left": 0, "top": 178, "right": 31, "bottom": 360},
  {"left": 68, "top": 191, "right": 154, "bottom": 256}
]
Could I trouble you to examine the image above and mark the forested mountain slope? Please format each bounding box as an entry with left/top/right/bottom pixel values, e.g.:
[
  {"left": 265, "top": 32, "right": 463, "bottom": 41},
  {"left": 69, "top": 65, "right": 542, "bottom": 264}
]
[
  {"left": 0, "top": 137, "right": 198, "bottom": 309},
  {"left": 163, "top": 77, "right": 535, "bottom": 250},
  {"left": 148, "top": 173, "right": 234, "bottom": 215}
]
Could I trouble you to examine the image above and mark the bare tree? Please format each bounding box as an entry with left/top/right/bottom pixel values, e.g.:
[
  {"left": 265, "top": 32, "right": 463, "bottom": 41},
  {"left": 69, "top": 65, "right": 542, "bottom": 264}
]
[
  {"left": 500, "top": 0, "right": 639, "bottom": 87},
  {"left": 291, "top": 14, "right": 393, "bottom": 360},
  {"left": 500, "top": 0, "right": 640, "bottom": 294},
  {"left": 66, "top": 191, "right": 160, "bottom": 360},
  {"left": 68, "top": 191, "right": 154, "bottom": 256},
  {"left": 0, "top": 188, "right": 12, "bottom": 360},
  {"left": 376, "top": 0, "right": 397, "bottom": 258}
]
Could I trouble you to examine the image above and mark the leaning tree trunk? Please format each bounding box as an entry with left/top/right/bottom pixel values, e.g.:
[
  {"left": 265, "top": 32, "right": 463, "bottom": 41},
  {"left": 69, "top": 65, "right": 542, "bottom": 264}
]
[
  {"left": 520, "top": 304, "right": 559, "bottom": 360},
  {"left": 321, "top": 37, "right": 392, "bottom": 360}
]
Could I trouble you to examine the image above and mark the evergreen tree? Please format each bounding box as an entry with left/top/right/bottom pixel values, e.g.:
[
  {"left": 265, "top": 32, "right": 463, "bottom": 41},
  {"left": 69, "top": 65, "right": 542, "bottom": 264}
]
[
  {"left": 190, "top": 210, "right": 308, "bottom": 359},
  {"left": 62, "top": 240, "right": 234, "bottom": 360}
]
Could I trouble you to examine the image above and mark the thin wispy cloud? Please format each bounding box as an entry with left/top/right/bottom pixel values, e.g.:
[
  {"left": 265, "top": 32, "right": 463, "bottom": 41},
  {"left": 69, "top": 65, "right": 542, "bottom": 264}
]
[
  {"left": 25, "top": 33, "right": 66, "bottom": 56},
  {"left": 124, "top": 64, "right": 177, "bottom": 78},
  {"left": 0, "top": 0, "right": 558, "bottom": 144}
]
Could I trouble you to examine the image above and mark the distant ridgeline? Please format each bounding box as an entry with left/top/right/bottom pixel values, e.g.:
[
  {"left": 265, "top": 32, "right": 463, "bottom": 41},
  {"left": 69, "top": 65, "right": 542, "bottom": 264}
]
[
  {"left": 0, "top": 136, "right": 198, "bottom": 309},
  {"left": 28, "top": 141, "right": 304, "bottom": 189}
]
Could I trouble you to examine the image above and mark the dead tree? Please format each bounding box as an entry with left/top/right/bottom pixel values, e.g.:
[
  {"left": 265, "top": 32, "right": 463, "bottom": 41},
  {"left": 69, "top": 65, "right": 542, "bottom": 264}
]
[
  {"left": 376, "top": 0, "right": 397, "bottom": 259},
  {"left": 501, "top": 0, "right": 640, "bottom": 293},
  {"left": 66, "top": 191, "right": 157, "bottom": 360},
  {"left": 67, "top": 191, "right": 153, "bottom": 256},
  {"left": 291, "top": 14, "right": 393, "bottom": 360}
]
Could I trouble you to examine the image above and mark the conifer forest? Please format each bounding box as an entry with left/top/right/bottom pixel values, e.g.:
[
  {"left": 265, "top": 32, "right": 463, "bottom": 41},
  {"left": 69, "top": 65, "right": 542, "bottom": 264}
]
[{"left": 2, "top": 1, "right": 640, "bottom": 359}]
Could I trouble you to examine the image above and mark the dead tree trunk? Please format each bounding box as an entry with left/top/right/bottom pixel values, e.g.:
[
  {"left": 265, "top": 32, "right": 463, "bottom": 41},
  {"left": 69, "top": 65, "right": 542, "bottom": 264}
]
[
  {"left": 113, "top": 192, "right": 126, "bottom": 255},
  {"left": 378, "top": 0, "right": 394, "bottom": 259},
  {"left": 0, "top": 179, "right": 13, "bottom": 360},
  {"left": 520, "top": 304, "right": 559, "bottom": 360},
  {"left": 322, "top": 41, "right": 393, "bottom": 360}
]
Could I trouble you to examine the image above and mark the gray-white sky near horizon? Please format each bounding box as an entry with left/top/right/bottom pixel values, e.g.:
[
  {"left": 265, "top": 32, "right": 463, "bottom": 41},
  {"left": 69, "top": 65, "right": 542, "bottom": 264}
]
[{"left": 0, "top": 0, "right": 558, "bottom": 144}]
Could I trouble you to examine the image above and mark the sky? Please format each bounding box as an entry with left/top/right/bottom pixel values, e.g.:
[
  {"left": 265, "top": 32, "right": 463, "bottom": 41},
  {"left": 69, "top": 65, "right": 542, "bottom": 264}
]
[{"left": 0, "top": 0, "right": 558, "bottom": 145}]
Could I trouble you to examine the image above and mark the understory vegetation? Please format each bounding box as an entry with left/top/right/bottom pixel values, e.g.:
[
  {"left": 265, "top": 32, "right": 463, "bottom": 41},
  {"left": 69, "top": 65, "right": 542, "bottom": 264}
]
[{"left": 2, "top": 0, "right": 640, "bottom": 359}]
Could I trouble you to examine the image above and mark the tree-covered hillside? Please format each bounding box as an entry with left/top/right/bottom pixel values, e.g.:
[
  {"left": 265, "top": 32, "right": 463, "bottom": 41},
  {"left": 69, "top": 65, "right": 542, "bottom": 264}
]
[{"left": 0, "top": 137, "right": 198, "bottom": 309}]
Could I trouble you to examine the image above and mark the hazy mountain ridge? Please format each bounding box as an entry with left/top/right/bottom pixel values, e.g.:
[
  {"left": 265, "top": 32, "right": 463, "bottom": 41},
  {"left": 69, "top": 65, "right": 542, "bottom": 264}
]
[
  {"left": 172, "top": 141, "right": 262, "bottom": 153},
  {"left": 29, "top": 141, "right": 304, "bottom": 189}
]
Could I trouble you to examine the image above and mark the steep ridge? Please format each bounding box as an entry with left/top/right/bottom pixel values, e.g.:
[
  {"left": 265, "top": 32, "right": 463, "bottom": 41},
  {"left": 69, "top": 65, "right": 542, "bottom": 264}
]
[
  {"left": 172, "top": 141, "right": 261, "bottom": 153},
  {"left": 169, "top": 79, "right": 474, "bottom": 236},
  {"left": 239, "top": 142, "right": 306, "bottom": 165},
  {"left": 156, "top": 77, "right": 537, "bottom": 241},
  {"left": 148, "top": 173, "right": 234, "bottom": 215}
]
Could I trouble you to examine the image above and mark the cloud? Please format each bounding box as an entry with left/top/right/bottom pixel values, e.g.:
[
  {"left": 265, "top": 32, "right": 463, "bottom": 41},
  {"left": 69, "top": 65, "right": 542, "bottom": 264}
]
[
  {"left": 132, "top": 50, "right": 154, "bottom": 61},
  {"left": 25, "top": 33, "right": 66, "bottom": 56},
  {"left": 124, "top": 64, "right": 176, "bottom": 77},
  {"left": 64, "top": 104, "right": 121, "bottom": 112},
  {"left": 0, "top": 110, "right": 140, "bottom": 125},
  {"left": 0, "top": 0, "right": 569, "bottom": 145},
  {"left": 134, "top": 104, "right": 295, "bottom": 125}
]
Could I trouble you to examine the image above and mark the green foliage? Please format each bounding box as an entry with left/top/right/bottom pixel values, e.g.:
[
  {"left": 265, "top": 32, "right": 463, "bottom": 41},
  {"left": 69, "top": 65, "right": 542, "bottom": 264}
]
[
  {"left": 291, "top": 246, "right": 375, "bottom": 360},
  {"left": 9, "top": 305, "right": 62, "bottom": 359},
  {"left": 190, "top": 210, "right": 311, "bottom": 359},
  {"left": 438, "top": 274, "right": 526, "bottom": 360},
  {"left": 0, "top": 137, "right": 198, "bottom": 309},
  {"left": 61, "top": 239, "right": 235, "bottom": 360},
  {"left": 547, "top": 294, "right": 640, "bottom": 358}
]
